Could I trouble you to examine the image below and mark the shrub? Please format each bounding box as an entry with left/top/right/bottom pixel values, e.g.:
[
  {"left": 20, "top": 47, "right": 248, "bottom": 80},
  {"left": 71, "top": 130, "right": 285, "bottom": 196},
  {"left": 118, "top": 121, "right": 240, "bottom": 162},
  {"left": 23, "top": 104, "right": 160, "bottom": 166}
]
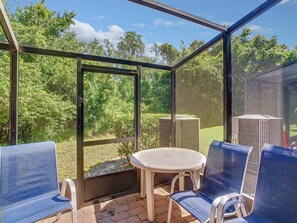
[{"left": 113, "top": 113, "right": 169, "bottom": 162}]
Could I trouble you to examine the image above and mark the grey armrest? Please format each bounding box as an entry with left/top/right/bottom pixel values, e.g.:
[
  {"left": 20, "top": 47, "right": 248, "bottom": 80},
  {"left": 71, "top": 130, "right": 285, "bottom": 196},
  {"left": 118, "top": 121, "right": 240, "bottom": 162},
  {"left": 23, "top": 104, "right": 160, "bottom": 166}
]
[{"left": 216, "top": 193, "right": 249, "bottom": 223}]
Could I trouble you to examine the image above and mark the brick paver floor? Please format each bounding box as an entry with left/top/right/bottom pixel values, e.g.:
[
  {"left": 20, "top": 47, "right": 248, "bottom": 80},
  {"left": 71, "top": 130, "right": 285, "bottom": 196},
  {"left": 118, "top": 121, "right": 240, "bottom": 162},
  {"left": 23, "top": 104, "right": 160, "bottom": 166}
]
[{"left": 38, "top": 185, "right": 199, "bottom": 223}]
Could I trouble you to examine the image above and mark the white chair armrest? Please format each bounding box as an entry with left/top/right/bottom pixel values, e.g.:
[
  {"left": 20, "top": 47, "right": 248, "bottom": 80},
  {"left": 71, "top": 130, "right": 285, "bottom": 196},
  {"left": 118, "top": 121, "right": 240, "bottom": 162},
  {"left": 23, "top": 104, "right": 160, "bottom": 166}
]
[
  {"left": 216, "top": 193, "right": 249, "bottom": 223},
  {"left": 61, "top": 179, "right": 77, "bottom": 211},
  {"left": 209, "top": 195, "right": 226, "bottom": 223},
  {"left": 170, "top": 173, "right": 197, "bottom": 194}
]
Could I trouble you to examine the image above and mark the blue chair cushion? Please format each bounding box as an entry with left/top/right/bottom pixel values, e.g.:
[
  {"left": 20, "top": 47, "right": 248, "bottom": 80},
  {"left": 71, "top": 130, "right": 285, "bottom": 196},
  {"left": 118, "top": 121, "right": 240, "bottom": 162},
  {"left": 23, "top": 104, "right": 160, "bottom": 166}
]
[
  {"left": 225, "top": 217, "right": 254, "bottom": 223},
  {"left": 225, "top": 214, "right": 275, "bottom": 223},
  {"left": 225, "top": 145, "right": 297, "bottom": 223},
  {"left": 170, "top": 140, "right": 252, "bottom": 223},
  {"left": 170, "top": 190, "right": 213, "bottom": 223},
  {"left": 199, "top": 140, "right": 251, "bottom": 200},
  {"left": 1, "top": 193, "right": 72, "bottom": 223}
]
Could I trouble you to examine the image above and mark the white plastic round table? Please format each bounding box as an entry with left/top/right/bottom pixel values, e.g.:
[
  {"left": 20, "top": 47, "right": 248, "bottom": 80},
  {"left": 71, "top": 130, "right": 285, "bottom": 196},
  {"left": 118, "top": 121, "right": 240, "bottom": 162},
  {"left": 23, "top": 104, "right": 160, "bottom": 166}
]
[{"left": 130, "top": 147, "right": 206, "bottom": 222}]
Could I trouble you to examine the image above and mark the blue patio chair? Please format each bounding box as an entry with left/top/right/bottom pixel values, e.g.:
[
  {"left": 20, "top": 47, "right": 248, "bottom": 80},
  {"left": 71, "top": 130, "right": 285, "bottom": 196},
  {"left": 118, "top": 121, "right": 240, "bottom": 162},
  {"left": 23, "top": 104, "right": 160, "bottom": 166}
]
[
  {"left": 0, "top": 141, "right": 77, "bottom": 223},
  {"left": 219, "top": 144, "right": 297, "bottom": 223},
  {"left": 167, "top": 140, "right": 252, "bottom": 223}
]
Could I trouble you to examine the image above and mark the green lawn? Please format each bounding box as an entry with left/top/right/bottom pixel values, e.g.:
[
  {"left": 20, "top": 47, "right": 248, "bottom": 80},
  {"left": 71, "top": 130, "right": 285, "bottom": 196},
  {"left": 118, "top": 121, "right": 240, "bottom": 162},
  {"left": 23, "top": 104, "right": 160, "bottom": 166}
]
[
  {"left": 56, "top": 141, "right": 118, "bottom": 181},
  {"left": 200, "top": 126, "right": 223, "bottom": 155},
  {"left": 289, "top": 124, "right": 297, "bottom": 137},
  {"left": 56, "top": 126, "right": 223, "bottom": 181}
]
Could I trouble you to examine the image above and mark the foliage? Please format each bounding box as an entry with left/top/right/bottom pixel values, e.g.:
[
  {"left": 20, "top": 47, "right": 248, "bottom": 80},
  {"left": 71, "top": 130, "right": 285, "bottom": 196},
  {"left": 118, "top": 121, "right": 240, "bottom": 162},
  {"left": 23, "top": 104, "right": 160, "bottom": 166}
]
[
  {"left": 117, "top": 31, "right": 145, "bottom": 59},
  {"left": 151, "top": 43, "right": 179, "bottom": 65},
  {"left": 84, "top": 73, "right": 118, "bottom": 136},
  {"left": 0, "top": 52, "right": 10, "bottom": 144},
  {"left": 56, "top": 125, "right": 222, "bottom": 180},
  {"left": 231, "top": 29, "right": 296, "bottom": 116},
  {"left": 0, "top": 1, "right": 296, "bottom": 149},
  {"left": 141, "top": 69, "right": 171, "bottom": 113},
  {"left": 18, "top": 57, "right": 76, "bottom": 143},
  {"left": 114, "top": 113, "right": 169, "bottom": 162},
  {"left": 176, "top": 42, "right": 224, "bottom": 128},
  {"left": 11, "top": 1, "right": 75, "bottom": 48},
  {"left": 113, "top": 113, "right": 134, "bottom": 162}
]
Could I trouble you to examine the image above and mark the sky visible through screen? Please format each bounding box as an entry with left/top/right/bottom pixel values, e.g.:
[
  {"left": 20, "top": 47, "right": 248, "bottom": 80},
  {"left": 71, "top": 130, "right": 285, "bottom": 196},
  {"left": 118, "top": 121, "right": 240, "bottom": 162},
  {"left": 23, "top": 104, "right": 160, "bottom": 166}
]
[{"left": 5, "top": 0, "right": 297, "bottom": 55}]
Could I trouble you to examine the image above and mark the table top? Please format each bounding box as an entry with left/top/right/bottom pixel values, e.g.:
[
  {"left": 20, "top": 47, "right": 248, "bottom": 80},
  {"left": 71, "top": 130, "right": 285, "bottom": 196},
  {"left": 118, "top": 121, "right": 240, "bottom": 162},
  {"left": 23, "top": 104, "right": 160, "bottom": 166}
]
[{"left": 130, "top": 147, "right": 206, "bottom": 173}]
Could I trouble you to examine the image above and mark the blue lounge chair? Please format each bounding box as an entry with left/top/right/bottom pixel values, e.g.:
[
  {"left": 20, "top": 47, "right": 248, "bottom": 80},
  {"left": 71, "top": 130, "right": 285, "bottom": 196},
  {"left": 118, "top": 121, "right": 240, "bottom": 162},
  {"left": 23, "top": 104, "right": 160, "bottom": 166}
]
[
  {"left": 167, "top": 140, "right": 252, "bottom": 223},
  {"left": 220, "top": 144, "right": 297, "bottom": 223},
  {"left": 0, "top": 141, "right": 77, "bottom": 223}
]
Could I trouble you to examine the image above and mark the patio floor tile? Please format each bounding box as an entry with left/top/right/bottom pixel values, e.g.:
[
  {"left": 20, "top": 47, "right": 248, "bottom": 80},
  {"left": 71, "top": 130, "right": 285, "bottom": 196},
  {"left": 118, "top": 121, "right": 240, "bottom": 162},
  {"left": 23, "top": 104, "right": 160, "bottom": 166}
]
[{"left": 37, "top": 185, "right": 199, "bottom": 223}]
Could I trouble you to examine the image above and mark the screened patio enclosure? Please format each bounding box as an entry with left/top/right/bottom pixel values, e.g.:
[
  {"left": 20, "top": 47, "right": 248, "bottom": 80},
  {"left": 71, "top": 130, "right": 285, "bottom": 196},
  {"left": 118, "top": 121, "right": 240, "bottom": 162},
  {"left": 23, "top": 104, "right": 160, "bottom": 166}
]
[
  {"left": 245, "top": 59, "right": 297, "bottom": 145},
  {"left": 1, "top": 0, "right": 296, "bottom": 207}
]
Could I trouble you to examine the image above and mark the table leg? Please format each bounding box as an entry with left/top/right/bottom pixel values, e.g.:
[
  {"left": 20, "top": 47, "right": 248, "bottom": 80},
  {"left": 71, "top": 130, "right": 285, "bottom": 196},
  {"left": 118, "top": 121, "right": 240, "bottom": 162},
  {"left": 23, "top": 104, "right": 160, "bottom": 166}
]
[
  {"left": 192, "top": 170, "right": 201, "bottom": 190},
  {"left": 145, "top": 170, "right": 155, "bottom": 222},
  {"left": 141, "top": 169, "right": 145, "bottom": 198},
  {"left": 179, "top": 172, "right": 185, "bottom": 191}
]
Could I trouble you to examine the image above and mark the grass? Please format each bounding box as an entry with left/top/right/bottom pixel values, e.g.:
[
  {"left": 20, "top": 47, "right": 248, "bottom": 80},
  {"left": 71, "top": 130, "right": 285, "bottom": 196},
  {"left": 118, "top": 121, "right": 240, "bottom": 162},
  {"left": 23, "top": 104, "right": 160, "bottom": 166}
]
[
  {"left": 56, "top": 126, "right": 223, "bottom": 181},
  {"left": 289, "top": 124, "right": 297, "bottom": 137},
  {"left": 200, "top": 126, "right": 223, "bottom": 155},
  {"left": 56, "top": 141, "right": 118, "bottom": 181}
]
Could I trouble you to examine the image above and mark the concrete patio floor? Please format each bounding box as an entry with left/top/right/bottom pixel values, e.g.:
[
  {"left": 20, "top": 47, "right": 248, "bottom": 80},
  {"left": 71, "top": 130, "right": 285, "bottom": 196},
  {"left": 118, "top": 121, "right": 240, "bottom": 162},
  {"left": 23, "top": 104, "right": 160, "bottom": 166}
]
[{"left": 38, "top": 185, "right": 199, "bottom": 223}]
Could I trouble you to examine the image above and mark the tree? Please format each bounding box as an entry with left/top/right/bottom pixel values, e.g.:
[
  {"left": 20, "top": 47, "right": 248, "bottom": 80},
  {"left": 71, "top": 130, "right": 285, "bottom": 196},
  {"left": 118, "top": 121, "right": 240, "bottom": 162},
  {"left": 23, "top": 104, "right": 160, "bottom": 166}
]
[
  {"left": 141, "top": 70, "right": 171, "bottom": 113},
  {"left": 117, "top": 31, "right": 145, "bottom": 59},
  {"left": 13, "top": 1, "right": 75, "bottom": 38},
  {"left": 0, "top": 52, "right": 10, "bottom": 144},
  {"left": 189, "top": 40, "right": 204, "bottom": 53},
  {"left": 103, "top": 39, "right": 115, "bottom": 57},
  {"left": 8, "top": 1, "right": 74, "bottom": 51},
  {"left": 0, "top": 1, "right": 78, "bottom": 143},
  {"left": 158, "top": 43, "right": 179, "bottom": 65},
  {"left": 85, "top": 38, "right": 104, "bottom": 56},
  {"left": 232, "top": 29, "right": 294, "bottom": 116},
  {"left": 150, "top": 43, "right": 161, "bottom": 59},
  {"left": 176, "top": 45, "right": 224, "bottom": 128},
  {"left": 1, "top": 0, "right": 297, "bottom": 145},
  {"left": 84, "top": 73, "right": 118, "bottom": 135}
]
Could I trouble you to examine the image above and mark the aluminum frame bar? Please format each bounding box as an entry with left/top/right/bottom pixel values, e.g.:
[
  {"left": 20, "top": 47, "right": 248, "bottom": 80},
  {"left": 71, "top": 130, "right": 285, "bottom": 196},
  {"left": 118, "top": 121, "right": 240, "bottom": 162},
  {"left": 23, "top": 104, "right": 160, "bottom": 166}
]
[
  {"left": 129, "top": 0, "right": 227, "bottom": 32},
  {"left": 134, "top": 66, "right": 141, "bottom": 151},
  {"left": 84, "top": 137, "right": 135, "bottom": 147},
  {"left": 223, "top": 32, "right": 232, "bottom": 142},
  {"left": 9, "top": 51, "right": 18, "bottom": 145},
  {"left": 0, "top": 43, "right": 171, "bottom": 70},
  {"left": 174, "top": 33, "right": 223, "bottom": 69},
  {"left": 0, "top": 42, "right": 10, "bottom": 50},
  {"left": 82, "top": 64, "right": 137, "bottom": 76},
  {"left": 171, "top": 69, "right": 176, "bottom": 147},
  {"left": 0, "top": 0, "right": 18, "bottom": 50},
  {"left": 228, "top": 0, "right": 281, "bottom": 34},
  {"left": 76, "top": 58, "right": 84, "bottom": 208},
  {"left": 174, "top": 0, "right": 281, "bottom": 70},
  {"left": 19, "top": 45, "right": 172, "bottom": 70}
]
